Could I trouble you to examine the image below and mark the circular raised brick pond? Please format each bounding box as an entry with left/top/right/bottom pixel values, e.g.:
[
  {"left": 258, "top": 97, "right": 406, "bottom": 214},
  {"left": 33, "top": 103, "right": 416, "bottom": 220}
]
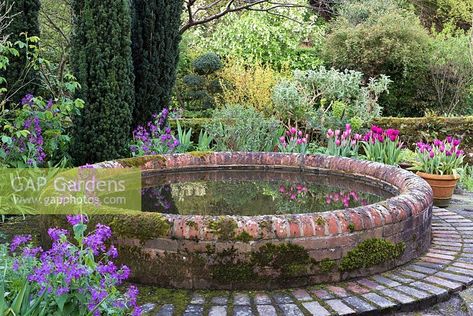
[{"left": 93, "top": 152, "right": 433, "bottom": 290}]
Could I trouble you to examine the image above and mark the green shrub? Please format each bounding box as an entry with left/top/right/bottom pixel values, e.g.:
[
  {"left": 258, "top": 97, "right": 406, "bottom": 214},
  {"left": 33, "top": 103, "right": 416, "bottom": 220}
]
[
  {"left": 429, "top": 27, "right": 473, "bottom": 115},
  {"left": 131, "top": 0, "right": 183, "bottom": 126},
  {"left": 272, "top": 67, "right": 390, "bottom": 131},
  {"left": 205, "top": 104, "right": 282, "bottom": 152},
  {"left": 176, "top": 53, "right": 223, "bottom": 114},
  {"left": 193, "top": 52, "right": 223, "bottom": 75},
  {"left": 71, "top": 0, "right": 135, "bottom": 164},
  {"left": 187, "top": 1, "right": 324, "bottom": 70},
  {"left": 412, "top": 0, "right": 473, "bottom": 29},
  {"left": 323, "top": 0, "right": 432, "bottom": 117}
]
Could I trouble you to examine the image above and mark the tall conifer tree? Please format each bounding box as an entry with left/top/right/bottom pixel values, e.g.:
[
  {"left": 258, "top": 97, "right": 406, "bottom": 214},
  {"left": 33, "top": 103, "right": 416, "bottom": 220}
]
[
  {"left": 131, "top": 0, "right": 183, "bottom": 126},
  {"left": 71, "top": 0, "right": 135, "bottom": 164}
]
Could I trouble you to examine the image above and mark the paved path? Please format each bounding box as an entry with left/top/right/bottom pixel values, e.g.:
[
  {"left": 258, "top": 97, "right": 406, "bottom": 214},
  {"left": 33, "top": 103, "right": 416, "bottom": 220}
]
[{"left": 142, "top": 196, "right": 473, "bottom": 316}]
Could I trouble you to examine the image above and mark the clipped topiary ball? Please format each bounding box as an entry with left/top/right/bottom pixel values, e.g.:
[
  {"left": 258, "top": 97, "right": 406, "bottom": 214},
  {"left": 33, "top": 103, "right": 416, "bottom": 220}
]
[
  {"left": 192, "top": 52, "right": 223, "bottom": 75},
  {"left": 183, "top": 74, "right": 205, "bottom": 88}
]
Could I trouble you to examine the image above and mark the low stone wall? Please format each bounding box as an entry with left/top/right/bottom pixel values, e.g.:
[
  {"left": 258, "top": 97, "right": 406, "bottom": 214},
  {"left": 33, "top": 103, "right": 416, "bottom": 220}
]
[{"left": 90, "top": 152, "right": 433, "bottom": 290}]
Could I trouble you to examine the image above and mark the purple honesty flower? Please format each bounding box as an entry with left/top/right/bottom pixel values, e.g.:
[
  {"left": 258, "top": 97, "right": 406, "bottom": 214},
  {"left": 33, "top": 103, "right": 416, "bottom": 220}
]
[
  {"left": 12, "top": 260, "right": 19, "bottom": 271},
  {"left": 23, "top": 246, "right": 43, "bottom": 258},
  {"left": 48, "top": 228, "right": 68, "bottom": 242},
  {"left": 10, "top": 235, "right": 32, "bottom": 252},
  {"left": 21, "top": 94, "right": 34, "bottom": 106},
  {"left": 66, "top": 214, "right": 89, "bottom": 226},
  {"left": 107, "top": 245, "right": 118, "bottom": 258}
]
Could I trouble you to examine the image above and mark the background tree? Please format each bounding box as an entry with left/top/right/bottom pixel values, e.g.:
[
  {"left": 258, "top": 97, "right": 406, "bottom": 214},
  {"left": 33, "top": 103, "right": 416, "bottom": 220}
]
[
  {"left": 323, "top": 0, "right": 432, "bottom": 117},
  {"left": 70, "top": 0, "right": 135, "bottom": 164},
  {"left": 3, "top": 0, "right": 41, "bottom": 105},
  {"left": 131, "top": 0, "right": 183, "bottom": 126}
]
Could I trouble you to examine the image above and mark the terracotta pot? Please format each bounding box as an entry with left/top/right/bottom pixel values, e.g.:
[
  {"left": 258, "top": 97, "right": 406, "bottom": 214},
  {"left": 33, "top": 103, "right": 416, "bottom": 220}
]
[{"left": 417, "top": 172, "right": 459, "bottom": 207}]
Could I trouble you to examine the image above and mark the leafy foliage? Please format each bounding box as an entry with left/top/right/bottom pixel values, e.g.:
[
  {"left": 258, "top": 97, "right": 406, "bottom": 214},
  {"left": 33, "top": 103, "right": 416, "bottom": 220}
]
[
  {"left": 71, "top": 0, "right": 135, "bottom": 165},
  {"left": 323, "top": 0, "right": 432, "bottom": 116},
  {"left": 3, "top": 0, "right": 41, "bottom": 105},
  {"left": 429, "top": 27, "right": 473, "bottom": 115},
  {"left": 0, "top": 92, "right": 84, "bottom": 168},
  {"left": 131, "top": 0, "right": 183, "bottom": 126},
  {"left": 205, "top": 104, "right": 282, "bottom": 152},
  {"left": 218, "top": 60, "right": 279, "bottom": 115},
  {"left": 187, "top": 2, "right": 325, "bottom": 70},
  {"left": 273, "top": 67, "right": 390, "bottom": 131}
]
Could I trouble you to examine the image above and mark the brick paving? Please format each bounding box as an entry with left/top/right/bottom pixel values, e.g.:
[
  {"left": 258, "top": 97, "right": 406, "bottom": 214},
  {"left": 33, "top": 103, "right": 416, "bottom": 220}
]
[{"left": 143, "top": 206, "right": 473, "bottom": 315}]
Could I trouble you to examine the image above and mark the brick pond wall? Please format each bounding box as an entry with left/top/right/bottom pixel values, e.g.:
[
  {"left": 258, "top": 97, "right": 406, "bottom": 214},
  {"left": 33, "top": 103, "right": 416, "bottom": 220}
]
[{"left": 89, "top": 152, "right": 433, "bottom": 290}]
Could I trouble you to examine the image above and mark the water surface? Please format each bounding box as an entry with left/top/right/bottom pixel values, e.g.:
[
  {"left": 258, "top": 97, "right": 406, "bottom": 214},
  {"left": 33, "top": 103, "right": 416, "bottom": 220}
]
[{"left": 141, "top": 168, "right": 394, "bottom": 216}]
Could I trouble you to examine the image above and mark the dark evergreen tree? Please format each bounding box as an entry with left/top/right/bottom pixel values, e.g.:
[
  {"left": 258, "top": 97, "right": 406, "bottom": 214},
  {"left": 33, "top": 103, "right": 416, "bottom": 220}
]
[
  {"left": 70, "top": 0, "right": 135, "bottom": 164},
  {"left": 4, "top": 0, "right": 41, "bottom": 104},
  {"left": 131, "top": 0, "right": 183, "bottom": 126}
]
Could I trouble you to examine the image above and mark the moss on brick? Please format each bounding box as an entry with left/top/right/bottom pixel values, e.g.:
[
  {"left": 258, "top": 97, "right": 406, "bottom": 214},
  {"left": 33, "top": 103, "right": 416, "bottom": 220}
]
[
  {"left": 319, "top": 258, "right": 336, "bottom": 273},
  {"left": 94, "top": 214, "right": 171, "bottom": 243},
  {"left": 118, "top": 155, "right": 166, "bottom": 168},
  {"left": 208, "top": 217, "right": 238, "bottom": 240},
  {"left": 251, "top": 243, "right": 315, "bottom": 277},
  {"left": 187, "top": 151, "right": 214, "bottom": 158},
  {"left": 235, "top": 231, "right": 253, "bottom": 243},
  {"left": 340, "top": 238, "right": 405, "bottom": 271}
]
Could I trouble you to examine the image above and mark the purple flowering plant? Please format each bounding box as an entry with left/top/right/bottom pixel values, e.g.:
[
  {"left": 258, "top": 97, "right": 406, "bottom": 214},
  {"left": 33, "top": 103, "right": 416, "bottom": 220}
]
[
  {"left": 361, "top": 125, "right": 403, "bottom": 166},
  {"left": 0, "top": 215, "right": 141, "bottom": 315},
  {"left": 0, "top": 92, "right": 84, "bottom": 167},
  {"left": 129, "top": 108, "right": 181, "bottom": 156},
  {"left": 278, "top": 127, "right": 308, "bottom": 154},
  {"left": 411, "top": 137, "right": 464, "bottom": 175},
  {"left": 325, "top": 124, "right": 361, "bottom": 158}
]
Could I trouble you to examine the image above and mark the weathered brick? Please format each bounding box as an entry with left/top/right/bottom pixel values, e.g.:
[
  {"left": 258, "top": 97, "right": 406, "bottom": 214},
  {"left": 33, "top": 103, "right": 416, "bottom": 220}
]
[
  {"left": 325, "top": 299, "right": 355, "bottom": 315},
  {"left": 302, "top": 302, "right": 330, "bottom": 316},
  {"left": 343, "top": 296, "right": 376, "bottom": 313},
  {"left": 424, "top": 276, "right": 463, "bottom": 291},
  {"left": 362, "top": 293, "right": 396, "bottom": 309},
  {"left": 380, "top": 288, "right": 415, "bottom": 304}
]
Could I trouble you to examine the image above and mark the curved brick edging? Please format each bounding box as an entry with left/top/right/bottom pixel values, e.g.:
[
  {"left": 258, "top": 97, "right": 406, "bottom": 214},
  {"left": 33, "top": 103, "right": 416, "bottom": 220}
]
[
  {"left": 93, "top": 152, "right": 433, "bottom": 289},
  {"left": 139, "top": 207, "right": 473, "bottom": 315}
]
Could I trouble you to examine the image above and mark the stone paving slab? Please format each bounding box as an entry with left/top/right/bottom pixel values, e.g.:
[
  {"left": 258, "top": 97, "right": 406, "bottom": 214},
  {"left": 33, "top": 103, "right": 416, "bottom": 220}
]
[{"left": 146, "top": 207, "right": 473, "bottom": 315}]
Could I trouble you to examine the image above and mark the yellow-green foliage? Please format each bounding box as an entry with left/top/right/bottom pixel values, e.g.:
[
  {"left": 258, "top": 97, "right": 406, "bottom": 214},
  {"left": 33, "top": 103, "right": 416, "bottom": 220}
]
[{"left": 218, "top": 60, "right": 279, "bottom": 115}]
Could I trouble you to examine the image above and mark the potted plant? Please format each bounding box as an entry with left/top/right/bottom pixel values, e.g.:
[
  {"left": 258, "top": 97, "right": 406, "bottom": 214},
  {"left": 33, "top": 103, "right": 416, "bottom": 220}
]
[{"left": 411, "top": 137, "right": 465, "bottom": 207}]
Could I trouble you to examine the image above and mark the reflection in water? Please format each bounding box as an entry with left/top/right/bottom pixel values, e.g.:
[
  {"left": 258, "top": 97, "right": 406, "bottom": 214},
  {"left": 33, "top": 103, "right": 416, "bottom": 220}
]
[
  {"left": 325, "top": 191, "right": 369, "bottom": 208},
  {"left": 140, "top": 169, "right": 394, "bottom": 216}
]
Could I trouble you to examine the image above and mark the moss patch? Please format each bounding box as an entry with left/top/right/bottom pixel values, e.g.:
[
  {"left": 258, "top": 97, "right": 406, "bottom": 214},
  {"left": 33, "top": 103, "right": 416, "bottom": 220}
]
[
  {"left": 319, "top": 259, "right": 336, "bottom": 273},
  {"left": 208, "top": 217, "right": 238, "bottom": 240},
  {"left": 348, "top": 223, "right": 355, "bottom": 233},
  {"left": 340, "top": 238, "right": 405, "bottom": 271},
  {"left": 235, "top": 231, "right": 253, "bottom": 243},
  {"left": 118, "top": 155, "right": 166, "bottom": 168},
  {"left": 93, "top": 214, "right": 171, "bottom": 243},
  {"left": 136, "top": 285, "right": 190, "bottom": 316},
  {"left": 188, "top": 151, "right": 214, "bottom": 158},
  {"left": 251, "top": 243, "right": 315, "bottom": 277}
]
